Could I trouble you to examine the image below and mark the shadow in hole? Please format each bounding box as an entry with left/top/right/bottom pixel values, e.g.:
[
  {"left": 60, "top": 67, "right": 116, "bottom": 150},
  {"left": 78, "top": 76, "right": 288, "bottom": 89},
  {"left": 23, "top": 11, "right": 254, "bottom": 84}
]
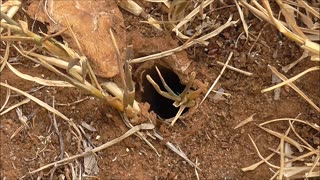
[{"left": 141, "top": 66, "right": 188, "bottom": 119}]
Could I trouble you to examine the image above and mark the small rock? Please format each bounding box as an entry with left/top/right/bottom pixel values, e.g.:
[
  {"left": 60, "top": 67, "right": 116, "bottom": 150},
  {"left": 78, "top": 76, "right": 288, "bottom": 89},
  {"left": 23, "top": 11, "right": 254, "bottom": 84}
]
[{"left": 27, "top": 1, "right": 126, "bottom": 78}]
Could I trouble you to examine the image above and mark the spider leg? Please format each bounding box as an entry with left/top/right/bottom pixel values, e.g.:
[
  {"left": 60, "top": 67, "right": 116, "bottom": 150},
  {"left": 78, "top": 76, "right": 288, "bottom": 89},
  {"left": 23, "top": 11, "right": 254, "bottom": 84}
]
[
  {"left": 155, "top": 66, "right": 179, "bottom": 97},
  {"left": 179, "top": 72, "right": 196, "bottom": 98},
  {"left": 146, "top": 75, "right": 181, "bottom": 101}
]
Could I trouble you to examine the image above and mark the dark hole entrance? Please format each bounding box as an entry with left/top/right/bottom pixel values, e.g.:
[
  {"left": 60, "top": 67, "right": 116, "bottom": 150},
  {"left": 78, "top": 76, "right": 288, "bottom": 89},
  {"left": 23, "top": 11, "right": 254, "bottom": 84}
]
[{"left": 141, "top": 65, "right": 187, "bottom": 119}]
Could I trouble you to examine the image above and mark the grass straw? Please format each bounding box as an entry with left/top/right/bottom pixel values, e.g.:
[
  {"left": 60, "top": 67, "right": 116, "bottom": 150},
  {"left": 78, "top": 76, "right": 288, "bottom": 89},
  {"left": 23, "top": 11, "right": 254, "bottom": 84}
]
[
  {"left": 248, "top": 117, "right": 320, "bottom": 178},
  {"left": 0, "top": 82, "right": 70, "bottom": 122},
  {"left": 279, "top": 137, "right": 285, "bottom": 180},
  {"left": 234, "top": 113, "right": 255, "bottom": 129},
  {"left": 262, "top": 66, "right": 320, "bottom": 93},
  {"left": 216, "top": 60, "right": 253, "bottom": 76},
  {"left": 0, "top": 82, "right": 10, "bottom": 112},
  {"left": 240, "top": 0, "right": 320, "bottom": 60},
  {"left": 258, "top": 125, "right": 303, "bottom": 152},
  {"left": 200, "top": 52, "right": 233, "bottom": 105},
  {"left": 248, "top": 134, "right": 281, "bottom": 169},
  {"left": 263, "top": 65, "right": 320, "bottom": 112},
  {"left": 0, "top": 29, "right": 11, "bottom": 72},
  {"left": 242, "top": 125, "right": 292, "bottom": 172},
  {"left": 172, "top": 0, "right": 214, "bottom": 39},
  {"left": 288, "top": 120, "right": 314, "bottom": 151},
  {"left": 130, "top": 16, "right": 238, "bottom": 64},
  {"left": 0, "top": 98, "right": 30, "bottom": 116},
  {"left": 234, "top": 0, "right": 249, "bottom": 38},
  {"left": 0, "top": 0, "right": 21, "bottom": 33},
  {"left": 118, "top": 0, "right": 162, "bottom": 30},
  {"left": 6, "top": 62, "right": 73, "bottom": 87}
]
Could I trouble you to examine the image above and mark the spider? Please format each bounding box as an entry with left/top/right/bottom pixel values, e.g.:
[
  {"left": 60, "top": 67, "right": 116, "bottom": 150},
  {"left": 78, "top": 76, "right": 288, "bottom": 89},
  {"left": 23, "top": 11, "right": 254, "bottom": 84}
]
[{"left": 146, "top": 66, "right": 207, "bottom": 126}]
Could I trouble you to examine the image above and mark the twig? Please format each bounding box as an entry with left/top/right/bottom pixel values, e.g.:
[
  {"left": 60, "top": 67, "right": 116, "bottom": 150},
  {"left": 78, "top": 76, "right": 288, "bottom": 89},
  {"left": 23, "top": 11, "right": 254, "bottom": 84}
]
[
  {"left": 216, "top": 60, "right": 253, "bottom": 76},
  {"left": 234, "top": 113, "right": 255, "bottom": 129},
  {"left": 78, "top": 125, "right": 95, "bottom": 148}
]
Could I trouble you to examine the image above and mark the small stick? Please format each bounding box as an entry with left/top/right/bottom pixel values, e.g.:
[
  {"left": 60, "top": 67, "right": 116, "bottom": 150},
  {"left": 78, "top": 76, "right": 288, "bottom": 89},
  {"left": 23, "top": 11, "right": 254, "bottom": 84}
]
[
  {"left": 216, "top": 61, "right": 253, "bottom": 76},
  {"left": 40, "top": 27, "right": 68, "bottom": 43},
  {"left": 78, "top": 125, "right": 95, "bottom": 148}
]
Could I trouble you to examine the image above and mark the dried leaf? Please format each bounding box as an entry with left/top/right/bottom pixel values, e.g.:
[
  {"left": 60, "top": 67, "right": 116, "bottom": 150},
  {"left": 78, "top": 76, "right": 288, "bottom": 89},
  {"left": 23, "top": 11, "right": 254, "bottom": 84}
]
[{"left": 83, "top": 142, "right": 99, "bottom": 175}]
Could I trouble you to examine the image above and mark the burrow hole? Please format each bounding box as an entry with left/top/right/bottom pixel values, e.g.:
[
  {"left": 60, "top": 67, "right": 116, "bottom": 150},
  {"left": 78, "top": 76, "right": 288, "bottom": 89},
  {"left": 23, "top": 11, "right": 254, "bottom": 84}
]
[{"left": 141, "top": 65, "right": 188, "bottom": 119}]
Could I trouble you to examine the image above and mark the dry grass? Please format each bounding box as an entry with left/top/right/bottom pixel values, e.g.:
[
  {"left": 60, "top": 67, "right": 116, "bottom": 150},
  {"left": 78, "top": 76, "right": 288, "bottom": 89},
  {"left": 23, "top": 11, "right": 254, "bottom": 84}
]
[
  {"left": 243, "top": 118, "right": 320, "bottom": 179},
  {"left": 1, "top": 0, "right": 319, "bottom": 179},
  {"left": 239, "top": 0, "right": 319, "bottom": 60}
]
